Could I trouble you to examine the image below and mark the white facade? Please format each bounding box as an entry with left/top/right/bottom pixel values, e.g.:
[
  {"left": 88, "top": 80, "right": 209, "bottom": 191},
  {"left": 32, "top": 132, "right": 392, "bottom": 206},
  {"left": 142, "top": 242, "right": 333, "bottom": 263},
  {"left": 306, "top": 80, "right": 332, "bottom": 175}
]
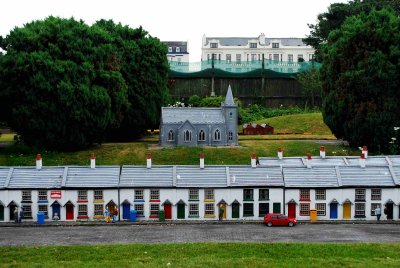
[{"left": 163, "top": 41, "right": 189, "bottom": 62}]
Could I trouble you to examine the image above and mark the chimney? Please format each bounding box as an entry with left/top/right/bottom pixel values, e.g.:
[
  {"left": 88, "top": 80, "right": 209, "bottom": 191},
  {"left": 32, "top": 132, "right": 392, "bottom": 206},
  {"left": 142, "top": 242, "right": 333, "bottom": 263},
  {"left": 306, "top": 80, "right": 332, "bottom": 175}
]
[
  {"left": 362, "top": 146, "right": 368, "bottom": 159},
  {"left": 90, "top": 153, "right": 96, "bottom": 169},
  {"left": 147, "top": 153, "right": 152, "bottom": 169},
  {"left": 36, "top": 154, "right": 42, "bottom": 170},
  {"left": 320, "top": 146, "right": 326, "bottom": 159},
  {"left": 277, "top": 148, "right": 283, "bottom": 160},
  {"left": 200, "top": 153, "right": 205, "bottom": 169},
  {"left": 360, "top": 153, "right": 366, "bottom": 168},
  {"left": 306, "top": 153, "right": 312, "bottom": 169},
  {"left": 251, "top": 153, "right": 257, "bottom": 168}
]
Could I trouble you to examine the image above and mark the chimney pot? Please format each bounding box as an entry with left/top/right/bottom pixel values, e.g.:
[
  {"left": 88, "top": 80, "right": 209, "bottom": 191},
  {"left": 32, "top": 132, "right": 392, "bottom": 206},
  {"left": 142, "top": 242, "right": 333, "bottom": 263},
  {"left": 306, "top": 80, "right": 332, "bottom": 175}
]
[
  {"left": 90, "top": 153, "right": 96, "bottom": 169},
  {"left": 277, "top": 148, "right": 283, "bottom": 160},
  {"left": 362, "top": 146, "right": 368, "bottom": 158},
  {"left": 306, "top": 153, "right": 312, "bottom": 168},
  {"left": 251, "top": 153, "right": 257, "bottom": 168},
  {"left": 200, "top": 153, "right": 205, "bottom": 169},
  {"left": 36, "top": 153, "right": 42, "bottom": 170},
  {"left": 360, "top": 153, "right": 366, "bottom": 168},
  {"left": 320, "top": 146, "right": 326, "bottom": 159},
  {"left": 147, "top": 153, "right": 152, "bottom": 169}
]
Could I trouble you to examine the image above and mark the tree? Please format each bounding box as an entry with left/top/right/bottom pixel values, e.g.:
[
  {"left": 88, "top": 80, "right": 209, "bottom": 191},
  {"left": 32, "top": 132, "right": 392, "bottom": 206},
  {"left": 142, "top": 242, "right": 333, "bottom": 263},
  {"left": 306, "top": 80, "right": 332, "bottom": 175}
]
[
  {"left": 296, "top": 67, "right": 322, "bottom": 108},
  {"left": 321, "top": 8, "right": 400, "bottom": 153},
  {"left": 304, "top": 0, "right": 400, "bottom": 61}
]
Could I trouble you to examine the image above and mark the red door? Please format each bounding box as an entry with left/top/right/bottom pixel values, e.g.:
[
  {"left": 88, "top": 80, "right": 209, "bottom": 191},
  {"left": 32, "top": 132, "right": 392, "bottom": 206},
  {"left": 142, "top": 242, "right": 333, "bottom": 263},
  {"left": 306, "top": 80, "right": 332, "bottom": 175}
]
[
  {"left": 164, "top": 204, "right": 172, "bottom": 219},
  {"left": 288, "top": 203, "right": 296, "bottom": 218},
  {"left": 66, "top": 204, "right": 74, "bottom": 220}
]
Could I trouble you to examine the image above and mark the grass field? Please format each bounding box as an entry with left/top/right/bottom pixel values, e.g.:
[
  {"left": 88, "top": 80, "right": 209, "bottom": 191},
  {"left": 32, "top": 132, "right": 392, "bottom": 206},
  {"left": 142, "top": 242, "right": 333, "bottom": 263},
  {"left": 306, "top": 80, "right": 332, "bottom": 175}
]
[{"left": 1, "top": 243, "right": 400, "bottom": 267}]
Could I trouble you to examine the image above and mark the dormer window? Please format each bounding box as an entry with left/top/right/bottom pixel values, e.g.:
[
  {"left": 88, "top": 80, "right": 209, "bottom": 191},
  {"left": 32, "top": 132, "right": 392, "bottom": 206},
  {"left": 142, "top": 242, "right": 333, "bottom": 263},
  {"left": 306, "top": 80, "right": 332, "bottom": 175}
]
[
  {"left": 250, "top": 43, "right": 257, "bottom": 48},
  {"left": 168, "top": 47, "right": 172, "bottom": 53},
  {"left": 176, "top": 47, "right": 180, "bottom": 53},
  {"left": 210, "top": 42, "right": 218, "bottom": 48},
  {"left": 272, "top": 43, "right": 279, "bottom": 48}
]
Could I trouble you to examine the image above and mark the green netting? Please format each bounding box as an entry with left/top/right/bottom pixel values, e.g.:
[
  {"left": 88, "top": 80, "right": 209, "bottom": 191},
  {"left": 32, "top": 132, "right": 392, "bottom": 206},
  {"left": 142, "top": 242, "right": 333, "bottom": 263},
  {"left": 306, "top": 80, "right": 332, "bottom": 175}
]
[{"left": 169, "top": 60, "right": 321, "bottom": 78}]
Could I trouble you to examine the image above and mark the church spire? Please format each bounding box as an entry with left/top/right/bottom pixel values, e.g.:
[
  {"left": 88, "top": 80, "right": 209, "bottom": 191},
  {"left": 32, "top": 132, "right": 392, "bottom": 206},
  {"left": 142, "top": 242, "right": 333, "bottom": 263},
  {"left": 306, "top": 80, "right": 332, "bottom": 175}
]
[{"left": 224, "top": 85, "right": 235, "bottom": 106}]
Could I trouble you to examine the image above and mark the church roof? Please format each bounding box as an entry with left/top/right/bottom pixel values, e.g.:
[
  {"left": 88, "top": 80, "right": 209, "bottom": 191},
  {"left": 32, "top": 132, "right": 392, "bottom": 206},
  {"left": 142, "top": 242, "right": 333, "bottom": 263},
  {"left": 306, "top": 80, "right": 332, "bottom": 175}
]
[
  {"left": 224, "top": 85, "right": 235, "bottom": 106},
  {"left": 161, "top": 107, "right": 225, "bottom": 124}
]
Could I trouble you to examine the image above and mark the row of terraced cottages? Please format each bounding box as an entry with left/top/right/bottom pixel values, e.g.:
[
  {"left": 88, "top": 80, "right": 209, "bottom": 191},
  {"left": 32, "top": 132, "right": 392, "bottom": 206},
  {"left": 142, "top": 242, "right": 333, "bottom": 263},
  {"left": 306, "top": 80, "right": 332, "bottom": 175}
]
[{"left": 0, "top": 153, "right": 400, "bottom": 222}]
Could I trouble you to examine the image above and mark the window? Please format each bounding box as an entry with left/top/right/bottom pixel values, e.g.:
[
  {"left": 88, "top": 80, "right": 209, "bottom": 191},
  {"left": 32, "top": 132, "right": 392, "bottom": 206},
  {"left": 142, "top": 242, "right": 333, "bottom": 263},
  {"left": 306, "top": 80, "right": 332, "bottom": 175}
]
[
  {"left": 309, "top": 54, "right": 314, "bottom": 61},
  {"left": 243, "top": 189, "right": 253, "bottom": 201},
  {"left": 250, "top": 42, "right": 257, "bottom": 48},
  {"left": 205, "top": 203, "right": 215, "bottom": 216},
  {"left": 355, "top": 189, "right": 366, "bottom": 201},
  {"left": 38, "top": 191, "right": 47, "bottom": 201},
  {"left": 236, "top": 54, "right": 241, "bottom": 63},
  {"left": 214, "top": 129, "right": 221, "bottom": 141},
  {"left": 189, "top": 189, "right": 199, "bottom": 201},
  {"left": 198, "top": 130, "right": 206, "bottom": 141},
  {"left": 226, "top": 54, "right": 231, "bottom": 62},
  {"left": 315, "top": 189, "right": 326, "bottom": 200},
  {"left": 229, "top": 112, "right": 233, "bottom": 119},
  {"left": 210, "top": 42, "right": 218, "bottom": 48},
  {"left": 94, "top": 190, "right": 103, "bottom": 201},
  {"left": 300, "top": 189, "right": 310, "bottom": 201},
  {"left": 297, "top": 54, "right": 303, "bottom": 62},
  {"left": 150, "top": 190, "right": 160, "bottom": 200},
  {"left": 22, "top": 191, "right": 31, "bottom": 202},
  {"left": 259, "top": 203, "right": 269, "bottom": 217},
  {"left": 259, "top": 189, "right": 269, "bottom": 200},
  {"left": 371, "top": 203, "right": 381, "bottom": 216},
  {"left": 273, "top": 54, "right": 279, "bottom": 61},
  {"left": 272, "top": 43, "right": 279, "bottom": 48},
  {"left": 228, "top": 132, "right": 233, "bottom": 141},
  {"left": 371, "top": 189, "right": 381, "bottom": 200},
  {"left": 243, "top": 203, "right": 254, "bottom": 217},
  {"left": 150, "top": 204, "right": 160, "bottom": 217},
  {"left": 78, "top": 204, "right": 87, "bottom": 217},
  {"left": 300, "top": 203, "right": 310, "bottom": 216},
  {"left": 38, "top": 205, "right": 48, "bottom": 217},
  {"left": 135, "top": 190, "right": 144, "bottom": 200},
  {"left": 135, "top": 203, "right": 144, "bottom": 216},
  {"left": 212, "top": 53, "right": 217, "bottom": 61},
  {"left": 168, "top": 130, "right": 175, "bottom": 141},
  {"left": 288, "top": 54, "right": 293, "bottom": 62},
  {"left": 251, "top": 54, "right": 257, "bottom": 61},
  {"left": 78, "top": 190, "right": 87, "bottom": 201},
  {"left": 23, "top": 205, "right": 32, "bottom": 218},
  {"left": 184, "top": 130, "right": 192, "bottom": 142},
  {"left": 168, "top": 47, "right": 172, "bottom": 53},
  {"left": 176, "top": 47, "right": 180, "bottom": 53},
  {"left": 355, "top": 203, "right": 365, "bottom": 217},
  {"left": 189, "top": 203, "right": 199, "bottom": 217},
  {"left": 316, "top": 203, "right": 326, "bottom": 216},
  {"left": 204, "top": 189, "right": 214, "bottom": 200},
  {"left": 94, "top": 204, "right": 103, "bottom": 217}
]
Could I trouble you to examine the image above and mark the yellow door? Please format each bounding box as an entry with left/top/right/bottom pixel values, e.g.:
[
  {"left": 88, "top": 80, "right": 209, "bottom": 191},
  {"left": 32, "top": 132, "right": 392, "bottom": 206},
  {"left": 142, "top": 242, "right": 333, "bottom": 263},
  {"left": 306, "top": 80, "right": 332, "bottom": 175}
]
[
  {"left": 222, "top": 203, "right": 226, "bottom": 219},
  {"left": 343, "top": 203, "right": 351, "bottom": 219}
]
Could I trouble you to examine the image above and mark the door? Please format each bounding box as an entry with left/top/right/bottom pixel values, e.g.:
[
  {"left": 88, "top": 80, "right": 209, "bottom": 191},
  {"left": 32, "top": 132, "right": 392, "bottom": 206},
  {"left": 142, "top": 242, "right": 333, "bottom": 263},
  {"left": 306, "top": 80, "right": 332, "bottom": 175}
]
[
  {"left": 66, "top": 204, "right": 74, "bottom": 220},
  {"left": 0, "top": 205, "right": 4, "bottom": 221},
  {"left": 122, "top": 203, "right": 130, "bottom": 220},
  {"left": 330, "top": 203, "right": 338, "bottom": 219},
  {"left": 9, "top": 205, "right": 17, "bottom": 221},
  {"left": 219, "top": 203, "right": 226, "bottom": 219},
  {"left": 164, "top": 204, "right": 172, "bottom": 219},
  {"left": 232, "top": 203, "right": 239, "bottom": 219},
  {"left": 52, "top": 204, "right": 61, "bottom": 220},
  {"left": 177, "top": 204, "right": 185, "bottom": 219},
  {"left": 288, "top": 203, "right": 296, "bottom": 218},
  {"left": 343, "top": 203, "right": 351, "bottom": 219},
  {"left": 386, "top": 203, "right": 394, "bottom": 220}
]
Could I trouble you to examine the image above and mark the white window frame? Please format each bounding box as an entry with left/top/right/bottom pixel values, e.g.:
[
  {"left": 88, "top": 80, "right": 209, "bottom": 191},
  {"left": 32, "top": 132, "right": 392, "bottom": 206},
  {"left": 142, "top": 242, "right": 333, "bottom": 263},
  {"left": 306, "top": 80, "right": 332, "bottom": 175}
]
[
  {"left": 189, "top": 189, "right": 199, "bottom": 200},
  {"left": 150, "top": 204, "right": 160, "bottom": 217},
  {"left": 23, "top": 205, "right": 32, "bottom": 218},
  {"left": 22, "top": 191, "right": 32, "bottom": 202},
  {"left": 226, "top": 54, "right": 231, "bottom": 62},
  {"left": 259, "top": 189, "right": 269, "bottom": 201},
  {"left": 371, "top": 203, "right": 381, "bottom": 216},
  {"left": 204, "top": 189, "right": 214, "bottom": 200},
  {"left": 150, "top": 189, "right": 160, "bottom": 200},
  {"left": 183, "top": 130, "right": 192, "bottom": 142},
  {"left": 168, "top": 47, "right": 172, "bottom": 53},
  {"left": 316, "top": 203, "right": 326, "bottom": 216},
  {"left": 272, "top": 43, "right": 279, "bottom": 48},
  {"left": 176, "top": 47, "right": 180, "bottom": 53},
  {"left": 228, "top": 131, "right": 233, "bottom": 141},
  {"left": 135, "top": 203, "right": 144, "bottom": 216},
  {"left": 315, "top": 189, "right": 326, "bottom": 200},
  {"left": 38, "top": 190, "right": 47, "bottom": 201},
  {"left": 300, "top": 203, "right": 310, "bottom": 216},
  {"left": 371, "top": 189, "right": 381, "bottom": 201},
  {"left": 94, "top": 204, "right": 103, "bottom": 216},
  {"left": 297, "top": 54, "right": 303, "bottom": 61},
  {"left": 135, "top": 190, "right": 144, "bottom": 200},
  {"left": 78, "top": 190, "right": 88, "bottom": 200},
  {"left": 94, "top": 190, "right": 103, "bottom": 201},
  {"left": 78, "top": 204, "right": 88, "bottom": 217},
  {"left": 189, "top": 203, "right": 199, "bottom": 217},
  {"left": 355, "top": 202, "right": 365, "bottom": 217},
  {"left": 355, "top": 189, "right": 366, "bottom": 201},
  {"left": 210, "top": 43, "right": 218, "bottom": 48},
  {"left": 204, "top": 203, "right": 214, "bottom": 216},
  {"left": 38, "top": 205, "right": 48, "bottom": 217},
  {"left": 236, "top": 54, "right": 241, "bottom": 63}
]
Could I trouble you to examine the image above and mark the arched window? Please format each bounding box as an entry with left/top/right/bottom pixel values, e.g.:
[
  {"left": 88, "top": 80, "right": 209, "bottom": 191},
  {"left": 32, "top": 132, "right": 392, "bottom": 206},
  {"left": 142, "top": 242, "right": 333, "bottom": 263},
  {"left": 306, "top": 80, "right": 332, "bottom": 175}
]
[
  {"left": 184, "top": 130, "right": 192, "bottom": 142},
  {"left": 229, "top": 112, "right": 233, "bottom": 119},
  {"left": 168, "top": 130, "right": 174, "bottom": 141},
  {"left": 214, "top": 129, "right": 221, "bottom": 141},
  {"left": 228, "top": 131, "right": 233, "bottom": 141},
  {"left": 198, "top": 130, "right": 206, "bottom": 141}
]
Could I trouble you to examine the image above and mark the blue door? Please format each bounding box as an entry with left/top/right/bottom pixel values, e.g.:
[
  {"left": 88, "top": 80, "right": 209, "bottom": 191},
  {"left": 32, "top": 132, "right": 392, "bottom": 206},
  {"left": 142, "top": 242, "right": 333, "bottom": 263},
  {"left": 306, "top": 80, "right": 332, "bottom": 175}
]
[
  {"left": 52, "top": 204, "right": 60, "bottom": 220},
  {"left": 122, "top": 203, "right": 130, "bottom": 220},
  {"left": 330, "top": 203, "right": 338, "bottom": 219}
]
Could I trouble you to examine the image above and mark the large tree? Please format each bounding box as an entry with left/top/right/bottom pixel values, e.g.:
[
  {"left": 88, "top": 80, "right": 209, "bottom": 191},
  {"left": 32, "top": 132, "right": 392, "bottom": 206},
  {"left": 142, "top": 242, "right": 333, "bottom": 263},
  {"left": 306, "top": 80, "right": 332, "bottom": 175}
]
[
  {"left": 0, "top": 17, "right": 169, "bottom": 150},
  {"left": 321, "top": 8, "right": 400, "bottom": 153},
  {"left": 304, "top": 0, "right": 400, "bottom": 61}
]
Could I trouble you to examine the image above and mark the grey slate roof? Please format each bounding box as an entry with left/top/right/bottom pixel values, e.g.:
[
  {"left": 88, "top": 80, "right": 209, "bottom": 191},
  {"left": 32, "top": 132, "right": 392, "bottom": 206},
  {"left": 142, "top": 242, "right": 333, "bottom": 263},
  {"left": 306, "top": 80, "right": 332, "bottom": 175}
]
[
  {"left": 390, "top": 166, "right": 400, "bottom": 185},
  {"left": 259, "top": 157, "right": 304, "bottom": 166},
  {"left": 205, "top": 37, "right": 307, "bottom": 47},
  {"left": 176, "top": 166, "right": 227, "bottom": 188},
  {"left": 339, "top": 166, "right": 395, "bottom": 187},
  {"left": 304, "top": 157, "right": 347, "bottom": 166},
  {"left": 229, "top": 166, "right": 284, "bottom": 187},
  {"left": 161, "top": 107, "right": 225, "bottom": 124},
  {"left": 8, "top": 167, "right": 64, "bottom": 189},
  {"left": 224, "top": 85, "right": 235, "bottom": 106},
  {"left": 346, "top": 156, "right": 389, "bottom": 166},
  {"left": 120, "top": 166, "right": 174, "bottom": 188},
  {"left": 283, "top": 167, "right": 339, "bottom": 188},
  {"left": 389, "top": 156, "right": 400, "bottom": 166},
  {"left": 0, "top": 168, "right": 11, "bottom": 189},
  {"left": 64, "top": 166, "right": 120, "bottom": 188}
]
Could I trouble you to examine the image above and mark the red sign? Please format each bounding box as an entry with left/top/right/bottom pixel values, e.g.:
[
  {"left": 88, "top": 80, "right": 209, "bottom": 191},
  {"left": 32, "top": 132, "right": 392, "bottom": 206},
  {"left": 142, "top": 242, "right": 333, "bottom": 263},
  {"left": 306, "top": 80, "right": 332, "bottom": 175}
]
[{"left": 50, "top": 191, "right": 62, "bottom": 199}]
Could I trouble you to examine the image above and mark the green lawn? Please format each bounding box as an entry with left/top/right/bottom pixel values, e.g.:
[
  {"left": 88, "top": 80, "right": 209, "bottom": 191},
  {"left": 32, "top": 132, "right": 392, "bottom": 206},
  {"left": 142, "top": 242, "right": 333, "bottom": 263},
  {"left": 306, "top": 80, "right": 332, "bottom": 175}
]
[
  {"left": 1, "top": 243, "right": 400, "bottom": 267},
  {"left": 0, "top": 133, "right": 15, "bottom": 142}
]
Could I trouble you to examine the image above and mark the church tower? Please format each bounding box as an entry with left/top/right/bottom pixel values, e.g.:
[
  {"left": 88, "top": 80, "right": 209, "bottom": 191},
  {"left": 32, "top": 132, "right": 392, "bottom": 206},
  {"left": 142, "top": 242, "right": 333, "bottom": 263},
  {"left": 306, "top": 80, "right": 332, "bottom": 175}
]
[{"left": 222, "top": 85, "right": 238, "bottom": 145}]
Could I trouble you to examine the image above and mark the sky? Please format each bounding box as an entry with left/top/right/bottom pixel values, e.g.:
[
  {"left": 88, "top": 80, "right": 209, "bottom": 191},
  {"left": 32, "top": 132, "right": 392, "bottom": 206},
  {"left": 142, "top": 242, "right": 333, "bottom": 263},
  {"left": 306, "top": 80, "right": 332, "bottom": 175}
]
[{"left": 0, "top": 0, "right": 348, "bottom": 61}]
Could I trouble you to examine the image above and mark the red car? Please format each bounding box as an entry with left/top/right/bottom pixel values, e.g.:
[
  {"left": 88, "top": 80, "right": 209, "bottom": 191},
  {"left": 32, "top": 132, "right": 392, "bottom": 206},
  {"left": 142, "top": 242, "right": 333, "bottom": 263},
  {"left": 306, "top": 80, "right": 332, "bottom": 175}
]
[{"left": 264, "top": 213, "right": 297, "bottom": 227}]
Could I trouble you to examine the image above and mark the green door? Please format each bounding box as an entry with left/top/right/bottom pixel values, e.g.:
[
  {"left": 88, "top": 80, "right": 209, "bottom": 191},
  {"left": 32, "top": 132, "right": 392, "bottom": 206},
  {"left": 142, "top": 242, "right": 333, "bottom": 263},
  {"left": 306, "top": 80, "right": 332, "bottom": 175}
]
[
  {"left": 232, "top": 203, "right": 240, "bottom": 218},
  {"left": 273, "top": 203, "right": 281, "bottom": 213},
  {"left": 0, "top": 205, "right": 4, "bottom": 221},
  {"left": 177, "top": 204, "right": 185, "bottom": 219}
]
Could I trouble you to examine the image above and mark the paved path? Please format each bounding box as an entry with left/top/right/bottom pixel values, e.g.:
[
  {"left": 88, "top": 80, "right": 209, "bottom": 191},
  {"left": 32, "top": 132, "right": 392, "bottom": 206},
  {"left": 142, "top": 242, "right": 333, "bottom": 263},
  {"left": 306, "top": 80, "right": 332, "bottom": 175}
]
[{"left": 1, "top": 223, "right": 400, "bottom": 246}]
